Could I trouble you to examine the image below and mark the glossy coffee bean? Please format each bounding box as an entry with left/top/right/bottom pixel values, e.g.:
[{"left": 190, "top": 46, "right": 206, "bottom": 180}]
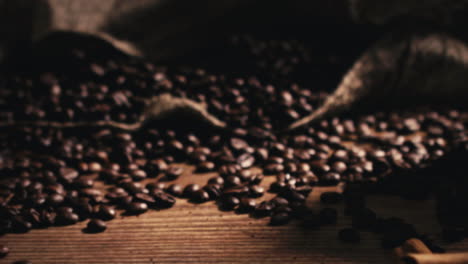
[{"left": 86, "top": 219, "right": 107, "bottom": 233}]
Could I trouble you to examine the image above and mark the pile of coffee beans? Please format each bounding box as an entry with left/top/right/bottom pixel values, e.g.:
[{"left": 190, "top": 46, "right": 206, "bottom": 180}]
[{"left": 0, "top": 34, "right": 467, "bottom": 263}]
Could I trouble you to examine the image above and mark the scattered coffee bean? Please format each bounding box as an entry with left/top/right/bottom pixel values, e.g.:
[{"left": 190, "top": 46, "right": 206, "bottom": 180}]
[
  {"left": 86, "top": 219, "right": 107, "bottom": 233},
  {"left": 0, "top": 245, "right": 9, "bottom": 258},
  {"left": 125, "top": 202, "right": 148, "bottom": 215}
]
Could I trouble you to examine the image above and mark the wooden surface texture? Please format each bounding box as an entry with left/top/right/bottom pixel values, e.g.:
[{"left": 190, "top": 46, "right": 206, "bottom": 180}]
[{"left": 1, "top": 165, "right": 468, "bottom": 264}]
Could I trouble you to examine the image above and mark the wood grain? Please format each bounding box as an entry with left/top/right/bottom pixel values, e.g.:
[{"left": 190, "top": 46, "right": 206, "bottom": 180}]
[{"left": 1, "top": 166, "right": 467, "bottom": 264}]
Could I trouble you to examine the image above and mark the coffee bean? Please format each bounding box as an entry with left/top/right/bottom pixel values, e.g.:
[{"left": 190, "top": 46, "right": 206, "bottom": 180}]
[
  {"left": 219, "top": 196, "right": 240, "bottom": 211},
  {"left": 183, "top": 184, "right": 200, "bottom": 197},
  {"left": 237, "top": 153, "right": 255, "bottom": 168},
  {"left": 269, "top": 212, "right": 291, "bottom": 226},
  {"left": 131, "top": 170, "right": 147, "bottom": 181},
  {"left": 338, "top": 228, "right": 360, "bottom": 243},
  {"left": 166, "top": 184, "right": 183, "bottom": 197},
  {"left": 98, "top": 205, "right": 116, "bottom": 220},
  {"left": 208, "top": 176, "right": 224, "bottom": 185},
  {"left": 0, "top": 245, "right": 9, "bottom": 258},
  {"left": 253, "top": 201, "right": 275, "bottom": 218},
  {"left": 152, "top": 190, "right": 176, "bottom": 208},
  {"left": 190, "top": 190, "right": 210, "bottom": 203},
  {"left": 230, "top": 138, "right": 249, "bottom": 150},
  {"left": 225, "top": 175, "right": 241, "bottom": 187},
  {"left": 203, "top": 184, "right": 222, "bottom": 199},
  {"left": 320, "top": 172, "right": 341, "bottom": 186},
  {"left": 125, "top": 202, "right": 148, "bottom": 215},
  {"left": 164, "top": 166, "right": 184, "bottom": 180},
  {"left": 320, "top": 192, "right": 343, "bottom": 204},
  {"left": 236, "top": 198, "right": 257, "bottom": 213},
  {"left": 197, "top": 161, "right": 215, "bottom": 172},
  {"left": 249, "top": 185, "right": 265, "bottom": 198},
  {"left": 86, "top": 219, "right": 107, "bottom": 233}
]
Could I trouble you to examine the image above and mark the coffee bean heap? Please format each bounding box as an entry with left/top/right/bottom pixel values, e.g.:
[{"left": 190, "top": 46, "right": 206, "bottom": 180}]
[{"left": 0, "top": 35, "right": 467, "bottom": 263}]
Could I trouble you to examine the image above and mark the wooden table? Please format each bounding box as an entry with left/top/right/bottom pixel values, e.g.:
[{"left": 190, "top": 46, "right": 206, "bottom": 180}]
[{"left": 1, "top": 165, "right": 467, "bottom": 264}]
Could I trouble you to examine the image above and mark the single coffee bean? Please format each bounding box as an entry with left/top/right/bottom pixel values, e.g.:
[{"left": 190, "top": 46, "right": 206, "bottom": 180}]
[
  {"left": 249, "top": 185, "right": 265, "bottom": 198},
  {"left": 125, "top": 202, "right": 148, "bottom": 215},
  {"left": 166, "top": 184, "right": 183, "bottom": 197},
  {"left": 86, "top": 219, "right": 107, "bottom": 233},
  {"left": 253, "top": 201, "right": 275, "bottom": 218},
  {"left": 164, "top": 166, "right": 184, "bottom": 180},
  {"left": 0, "top": 245, "right": 9, "bottom": 258},
  {"left": 131, "top": 169, "right": 147, "bottom": 181},
  {"left": 219, "top": 196, "right": 240, "bottom": 211},
  {"left": 269, "top": 212, "right": 291, "bottom": 226},
  {"left": 183, "top": 184, "right": 200, "bottom": 197},
  {"left": 151, "top": 190, "right": 176, "bottom": 208},
  {"left": 203, "top": 184, "right": 222, "bottom": 199},
  {"left": 320, "top": 192, "right": 343, "bottom": 204},
  {"left": 338, "top": 228, "right": 360, "bottom": 243},
  {"left": 208, "top": 176, "right": 224, "bottom": 185},
  {"left": 225, "top": 175, "right": 242, "bottom": 187},
  {"left": 190, "top": 190, "right": 210, "bottom": 203},
  {"left": 236, "top": 198, "right": 257, "bottom": 213},
  {"left": 98, "top": 205, "right": 116, "bottom": 221},
  {"left": 197, "top": 161, "right": 215, "bottom": 172}
]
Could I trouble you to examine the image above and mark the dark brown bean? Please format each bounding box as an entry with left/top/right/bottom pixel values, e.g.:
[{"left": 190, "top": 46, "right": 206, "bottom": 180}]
[
  {"left": 85, "top": 219, "right": 107, "bottom": 233},
  {"left": 125, "top": 202, "right": 148, "bottom": 215},
  {"left": 0, "top": 245, "right": 9, "bottom": 258}
]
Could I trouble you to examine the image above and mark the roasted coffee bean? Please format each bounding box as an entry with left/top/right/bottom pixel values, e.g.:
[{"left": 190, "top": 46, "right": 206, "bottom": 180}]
[
  {"left": 190, "top": 190, "right": 210, "bottom": 203},
  {"left": 269, "top": 212, "right": 291, "bottom": 226},
  {"left": 230, "top": 138, "right": 249, "bottom": 150},
  {"left": 263, "top": 163, "right": 284, "bottom": 174},
  {"left": 236, "top": 198, "right": 257, "bottom": 213},
  {"left": 219, "top": 196, "right": 240, "bottom": 211},
  {"left": 56, "top": 210, "right": 79, "bottom": 226},
  {"left": 253, "top": 201, "right": 275, "bottom": 218},
  {"left": 98, "top": 205, "right": 116, "bottom": 220},
  {"left": 164, "top": 166, "right": 184, "bottom": 180},
  {"left": 203, "top": 184, "right": 222, "bottom": 199},
  {"left": 237, "top": 153, "right": 255, "bottom": 168},
  {"left": 319, "top": 208, "right": 338, "bottom": 225},
  {"left": 249, "top": 185, "right": 265, "bottom": 198},
  {"left": 197, "top": 161, "right": 215, "bottom": 172},
  {"left": 131, "top": 170, "right": 147, "bottom": 181},
  {"left": 146, "top": 182, "right": 165, "bottom": 191},
  {"left": 134, "top": 193, "right": 156, "bottom": 204},
  {"left": 152, "top": 190, "right": 176, "bottom": 208},
  {"left": 208, "top": 176, "right": 224, "bottom": 185},
  {"left": 85, "top": 219, "right": 107, "bottom": 233},
  {"left": 166, "top": 184, "right": 183, "bottom": 197},
  {"left": 271, "top": 197, "right": 289, "bottom": 207},
  {"left": 338, "top": 228, "right": 360, "bottom": 243},
  {"left": 125, "top": 202, "right": 148, "bottom": 215},
  {"left": 183, "top": 184, "right": 200, "bottom": 197},
  {"left": 320, "top": 192, "right": 343, "bottom": 204},
  {"left": 225, "top": 175, "right": 241, "bottom": 187},
  {"left": 0, "top": 245, "right": 9, "bottom": 258},
  {"left": 223, "top": 186, "right": 249, "bottom": 197},
  {"left": 319, "top": 172, "right": 341, "bottom": 186}
]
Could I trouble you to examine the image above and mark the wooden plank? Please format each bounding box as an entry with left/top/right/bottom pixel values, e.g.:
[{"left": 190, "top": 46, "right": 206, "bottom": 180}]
[{"left": 1, "top": 166, "right": 467, "bottom": 264}]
